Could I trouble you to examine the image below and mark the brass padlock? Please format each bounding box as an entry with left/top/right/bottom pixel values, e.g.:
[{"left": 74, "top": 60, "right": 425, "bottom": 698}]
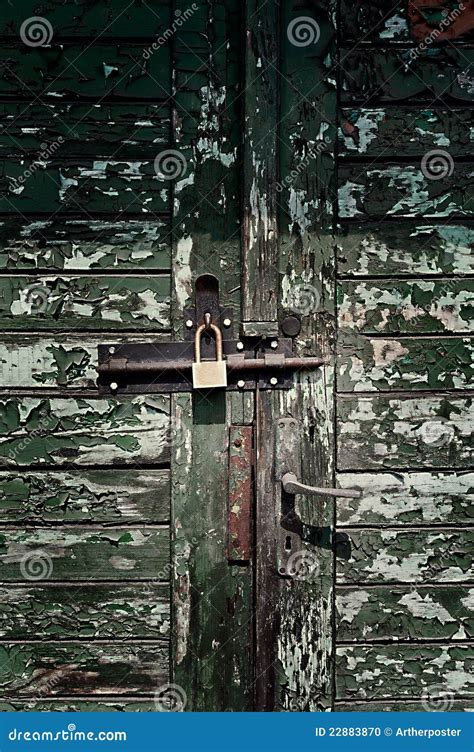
[{"left": 192, "top": 317, "right": 227, "bottom": 389}]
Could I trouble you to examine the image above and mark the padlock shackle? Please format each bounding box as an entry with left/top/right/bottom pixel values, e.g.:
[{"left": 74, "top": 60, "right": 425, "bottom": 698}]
[{"left": 194, "top": 322, "right": 224, "bottom": 363}]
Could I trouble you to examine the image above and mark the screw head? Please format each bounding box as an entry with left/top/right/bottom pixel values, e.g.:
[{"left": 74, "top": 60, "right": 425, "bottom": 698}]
[
  {"left": 185, "top": 319, "right": 194, "bottom": 329},
  {"left": 110, "top": 382, "right": 118, "bottom": 392},
  {"left": 270, "top": 340, "right": 278, "bottom": 349},
  {"left": 223, "top": 318, "right": 232, "bottom": 328},
  {"left": 234, "top": 438, "right": 242, "bottom": 448},
  {"left": 237, "top": 379, "right": 245, "bottom": 389},
  {"left": 270, "top": 377, "right": 278, "bottom": 386},
  {"left": 236, "top": 341, "right": 244, "bottom": 351},
  {"left": 108, "top": 346, "right": 116, "bottom": 354}
]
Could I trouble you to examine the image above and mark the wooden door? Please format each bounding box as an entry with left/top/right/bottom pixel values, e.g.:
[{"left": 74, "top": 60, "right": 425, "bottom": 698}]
[{"left": 0, "top": 0, "right": 472, "bottom": 714}]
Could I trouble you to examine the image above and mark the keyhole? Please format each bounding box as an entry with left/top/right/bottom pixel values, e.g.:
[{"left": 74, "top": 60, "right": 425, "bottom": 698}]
[{"left": 285, "top": 535, "right": 292, "bottom": 551}]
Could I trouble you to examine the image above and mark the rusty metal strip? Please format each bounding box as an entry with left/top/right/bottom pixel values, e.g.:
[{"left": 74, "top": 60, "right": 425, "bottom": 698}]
[{"left": 227, "top": 425, "right": 253, "bottom": 562}]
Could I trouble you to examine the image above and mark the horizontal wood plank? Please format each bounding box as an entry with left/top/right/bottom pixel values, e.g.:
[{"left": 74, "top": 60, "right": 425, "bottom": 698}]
[
  {"left": 340, "top": 48, "right": 474, "bottom": 103},
  {"left": 0, "top": 276, "right": 170, "bottom": 331},
  {"left": 0, "top": 103, "right": 170, "bottom": 158},
  {"left": 338, "top": 165, "right": 473, "bottom": 219},
  {"left": 340, "top": 0, "right": 474, "bottom": 44},
  {"left": 0, "top": 396, "right": 170, "bottom": 467},
  {"left": 0, "top": 1, "right": 171, "bottom": 38},
  {"left": 0, "top": 699, "right": 155, "bottom": 711},
  {"left": 337, "top": 396, "right": 473, "bottom": 470},
  {"left": 0, "top": 643, "right": 168, "bottom": 696},
  {"left": 335, "top": 700, "right": 474, "bottom": 711},
  {"left": 0, "top": 527, "right": 169, "bottom": 581},
  {"left": 338, "top": 336, "right": 473, "bottom": 391},
  {"left": 336, "top": 586, "right": 474, "bottom": 641},
  {"left": 339, "top": 109, "right": 473, "bottom": 157},
  {"left": 0, "top": 583, "right": 170, "bottom": 639},
  {"left": 0, "top": 161, "right": 170, "bottom": 214},
  {"left": 336, "top": 471, "right": 474, "bottom": 525},
  {"left": 337, "top": 223, "right": 474, "bottom": 276},
  {"left": 0, "top": 45, "right": 170, "bottom": 99},
  {"left": 0, "top": 469, "right": 169, "bottom": 523},
  {"left": 337, "top": 530, "right": 473, "bottom": 584},
  {"left": 336, "top": 645, "right": 473, "bottom": 699},
  {"left": 0, "top": 218, "right": 171, "bottom": 271},
  {"left": 338, "top": 279, "right": 473, "bottom": 334}
]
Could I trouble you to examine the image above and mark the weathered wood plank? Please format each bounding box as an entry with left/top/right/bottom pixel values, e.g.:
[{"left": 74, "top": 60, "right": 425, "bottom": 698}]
[
  {"left": 337, "top": 530, "right": 473, "bottom": 584},
  {"left": 338, "top": 396, "right": 473, "bottom": 470},
  {"left": 0, "top": 103, "right": 170, "bottom": 158},
  {"left": 0, "top": 699, "right": 155, "bottom": 711},
  {"left": 0, "top": 396, "right": 170, "bottom": 467},
  {"left": 336, "top": 586, "right": 473, "bottom": 641},
  {"left": 335, "top": 700, "right": 474, "bottom": 711},
  {"left": 0, "top": 335, "right": 171, "bottom": 389},
  {"left": 338, "top": 336, "right": 473, "bottom": 391},
  {"left": 0, "top": 45, "right": 170, "bottom": 99},
  {"left": 340, "top": 48, "right": 474, "bottom": 103},
  {"left": 241, "top": 0, "right": 279, "bottom": 326},
  {"left": 0, "top": 161, "right": 170, "bottom": 214},
  {"left": 172, "top": 392, "right": 253, "bottom": 711},
  {"left": 340, "top": 0, "right": 474, "bottom": 44},
  {"left": 337, "top": 223, "right": 474, "bottom": 276},
  {"left": 0, "top": 219, "right": 171, "bottom": 271},
  {"left": 0, "top": 469, "right": 169, "bottom": 523},
  {"left": 0, "top": 1, "right": 171, "bottom": 38},
  {"left": 0, "top": 644, "right": 168, "bottom": 696},
  {"left": 336, "top": 471, "right": 473, "bottom": 525},
  {"left": 339, "top": 109, "right": 473, "bottom": 157},
  {"left": 0, "top": 583, "right": 169, "bottom": 639},
  {"left": 338, "top": 280, "right": 473, "bottom": 333},
  {"left": 338, "top": 165, "right": 473, "bottom": 219},
  {"left": 0, "top": 276, "right": 170, "bottom": 331},
  {"left": 0, "top": 527, "right": 169, "bottom": 582},
  {"left": 171, "top": 0, "right": 242, "bottom": 330},
  {"left": 336, "top": 645, "right": 473, "bottom": 699}
]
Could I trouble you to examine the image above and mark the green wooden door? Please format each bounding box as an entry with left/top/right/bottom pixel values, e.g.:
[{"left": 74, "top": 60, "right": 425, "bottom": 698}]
[{"left": 0, "top": 0, "right": 472, "bottom": 714}]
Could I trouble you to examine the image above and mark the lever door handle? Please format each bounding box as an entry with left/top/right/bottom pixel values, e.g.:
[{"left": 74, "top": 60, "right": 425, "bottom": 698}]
[{"left": 281, "top": 472, "right": 361, "bottom": 499}]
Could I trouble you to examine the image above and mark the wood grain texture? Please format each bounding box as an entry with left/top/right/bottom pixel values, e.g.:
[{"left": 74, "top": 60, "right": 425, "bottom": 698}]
[
  {"left": 336, "top": 471, "right": 474, "bottom": 525},
  {"left": 0, "top": 644, "right": 168, "bottom": 696},
  {"left": 0, "top": 699, "right": 155, "bottom": 711},
  {"left": 336, "top": 586, "right": 473, "bottom": 641},
  {"left": 337, "top": 530, "right": 473, "bottom": 584},
  {"left": 337, "top": 336, "right": 473, "bottom": 392},
  {"left": 336, "top": 645, "right": 474, "bottom": 699},
  {"left": 335, "top": 700, "right": 474, "bottom": 711},
  {"left": 0, "top": 219, "right": 171, "bottom": 271},
  {"left": 337, "top": 223, "right": 474, "bottom": 276},
  {"left": 0, "top": 396, "right": 170, "bottom": 467},
  {"left": 0, "top": 276, "right": 170, "bottom": 331},
  {"left": 0, "top": 527, "right": 169, "bottom": 581},
  {"left": 0, "top": 469, "right": 169, "bottom": 523},
  {"left": 337, "top": 395, "right": 473, "bottom": 470},
  {"left": 0, "top": 583, "right": 170, "bottom": 639}
]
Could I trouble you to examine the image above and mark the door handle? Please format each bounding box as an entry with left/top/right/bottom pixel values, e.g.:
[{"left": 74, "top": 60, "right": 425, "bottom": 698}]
[{"left": 281, "top": 472, "right": 361, "bottom": 499}]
